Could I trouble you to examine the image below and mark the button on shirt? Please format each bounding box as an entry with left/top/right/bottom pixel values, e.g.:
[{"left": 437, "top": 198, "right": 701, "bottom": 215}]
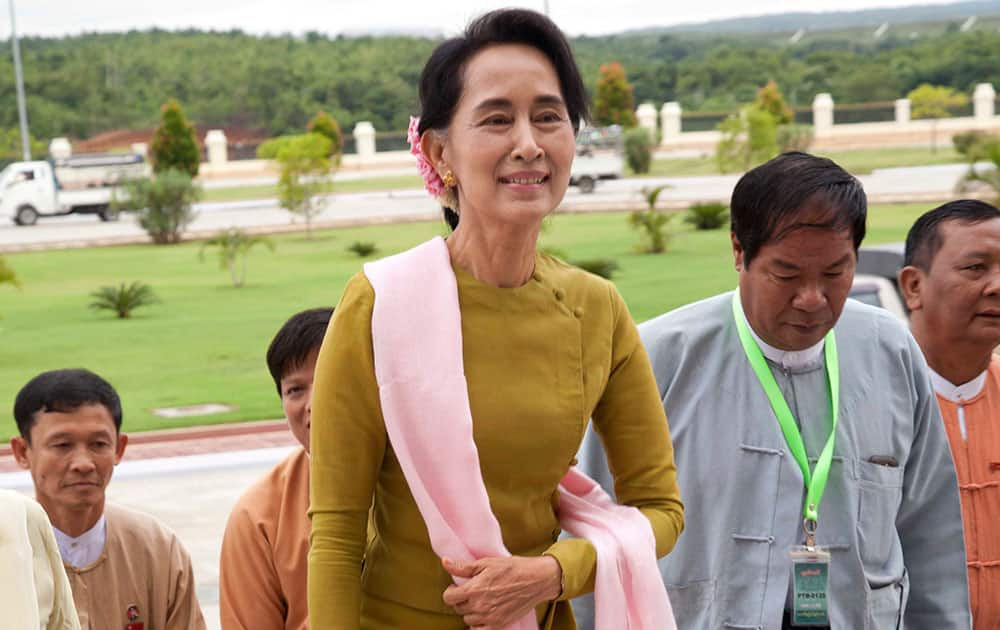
[
  {"left": 54, "top": 514, "right": 106, "bottom": 568},
  {"left": 930, "top": 367, "right": 988, "bottom": 441}
]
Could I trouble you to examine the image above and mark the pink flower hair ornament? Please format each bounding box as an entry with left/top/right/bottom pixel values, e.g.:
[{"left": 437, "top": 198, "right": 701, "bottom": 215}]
[{"left": 408, "top": 116, "right": 451, "bottom": 201}]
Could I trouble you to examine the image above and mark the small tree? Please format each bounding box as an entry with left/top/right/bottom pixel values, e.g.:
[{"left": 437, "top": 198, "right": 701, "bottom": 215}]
[
  {"left": 151, "top": 99, "right": 201, "bottom": 177},
  {"left": 594, "top": 62, "right": 638, "bottom": 128},
  {"left": 199, "top": 228, "right": 275, "bottom": 288},
  {"left": 89, "top": 282, "right": 159, "bottom": 319},
  {"left": 308, "top": 111, "right": 344, "bottom": 163},
  {"left": 753, "top": 80, "right": 794, "bottom": 125},
  {"left": 258, "top": 133, "right": 333, "bottom": 239},
  {"left": 624, "top": 128, "right": 653, "bottom": 174},
  {"left": 117, "top": 170, "right": 202, "bottom": 245},
  {"left": 953, "top": 131, "right": 1000, "bottom": 163},
  {"left": 908, "top": 84, "right": 969, "bottom": 153},
  {"left": 715, "top": 105, "right": 779, "bottom": 172},
  {"left": 629, "top": 185, "right": 674, "bottom": 254}
]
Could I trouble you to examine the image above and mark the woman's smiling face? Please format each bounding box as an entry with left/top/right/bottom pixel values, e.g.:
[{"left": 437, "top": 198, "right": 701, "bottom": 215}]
[{"left": 434, "top": 43, "right": 577, "bottom": 229}]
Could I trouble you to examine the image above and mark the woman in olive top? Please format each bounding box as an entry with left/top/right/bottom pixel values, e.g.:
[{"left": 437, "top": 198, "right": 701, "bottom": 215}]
[{"left": 308, "top": 9, "right": 683, "bottom": 629}]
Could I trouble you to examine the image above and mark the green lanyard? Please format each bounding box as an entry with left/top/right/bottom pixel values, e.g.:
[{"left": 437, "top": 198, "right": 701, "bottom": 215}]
[{"left": 731, "top": 291, "right": 840, "bottom": 544}]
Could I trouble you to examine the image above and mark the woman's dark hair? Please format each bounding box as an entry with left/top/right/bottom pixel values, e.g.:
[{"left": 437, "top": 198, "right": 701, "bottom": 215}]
[
  {"left": 14, "top": 368, "right": 123, "bottom": 442},
  {"left": 904, "top": 199, "right": 1000, "bottom": 270},
  {"left": 266, "top": 307, "right": 333, "bottom": 396},
  {"left": 731, "top": 151, "right": 867, "bottom": 267},
  {"left": 416, "top": 8, "right": 589, "bottom": 230}
]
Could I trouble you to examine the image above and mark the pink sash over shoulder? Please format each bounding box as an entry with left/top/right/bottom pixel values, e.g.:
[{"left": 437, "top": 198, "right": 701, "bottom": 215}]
[{"left": 363, "top": 237, "right": 675, "bottom": 630}]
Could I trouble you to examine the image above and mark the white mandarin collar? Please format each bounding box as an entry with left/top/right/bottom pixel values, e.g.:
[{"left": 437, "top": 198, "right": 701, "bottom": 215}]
[
  {"left": 54, "top": 513, "right": 106, "bottom": 567},
  {"left": 742, "top": 308, "right": 825, "bottom": 370},
  {"left": 929, "top": 367, "right": 987, "bottom": 403}
]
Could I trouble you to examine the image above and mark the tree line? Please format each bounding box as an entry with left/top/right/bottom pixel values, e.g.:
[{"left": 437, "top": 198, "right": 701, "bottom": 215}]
[{"left": 1, "top": 27, "right": 999, "bottom": 142}]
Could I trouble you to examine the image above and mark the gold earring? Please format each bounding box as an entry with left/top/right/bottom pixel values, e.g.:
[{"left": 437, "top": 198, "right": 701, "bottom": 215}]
[{"left": 441, "top": 170, "right": 456, "bottom": 188}]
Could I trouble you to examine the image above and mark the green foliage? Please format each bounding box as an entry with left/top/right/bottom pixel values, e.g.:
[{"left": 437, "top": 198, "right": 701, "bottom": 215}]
[
  {"left": 0, "top": 256, "right": 20, "bottom": 288},
  {"left": 117, "top": 170, "right": 202, "bottom": 244},
  {"left": 685, "top": 202, "right": 730, "bottom": 230},
  {"left": 953, "top": 131, "right": 1000, "bottom": 162},
  {"left": 89, "top": 281, "right": 159, "bottom": 319},
  {"left": 199, "top": 228, "right": 275, "bottom": 288},
  {"left": 776, "top": 123, "right": 814, "bottom": 152},
  {"left": 909, "top": 84, "right": 969, "bottom": 153},
  {"left": 307, "top": 111, "right": 344, "bottom": 161},
  {"left": 716, "top": 104, "right": 779, "bottom": 172},
  {"left": 754, "top": 80, "right": 793, "bottom": 125},
  {"left": 629, "top": 210, "right": 674, "bottom": 254},
  {"left": 958, "top": 142, "right": 1000, "bottom": 205},
  {"left": 258, "top": 133, "right": 333, "bottom": 238},
  {"left": 150, "top": 100, "right": 200, "bottom": 177},
  {"left": 624, "top": 128, "right": 654, "bottom": 174},
  {"left": 0, "top": 127, "right": 47, "bottom": 166},
  {"left": 594, "top": 63, "right": 638, "bottom": 128},
  {"left": 571, "top": 258, "right": 620, "bottom": 279},
  {"left": 347, "top": 241, "right": 378, "bottom": 257}
]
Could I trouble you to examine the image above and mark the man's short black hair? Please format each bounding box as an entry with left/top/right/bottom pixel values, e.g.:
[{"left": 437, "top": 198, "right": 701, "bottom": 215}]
[
  {"left": 731, "top": 152, "right": 868, "bottom": 267},
  {"left": 13, "top": 369, "right": 123, "bottom": 442},
  {"left": 904, "top": 199, "right": 1000, "bottom": 270},
  {"left": 266, "top": 307, "right": 333, "bottom": 396}
]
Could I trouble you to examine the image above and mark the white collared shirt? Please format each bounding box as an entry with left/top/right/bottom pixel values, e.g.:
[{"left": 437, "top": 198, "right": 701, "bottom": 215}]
[
  {"left": 54, "top": 514, "right": 107, "bottom": 568},
  {"left": 929, "top": 367, "right": 987, "bottom": 441},
  {"left": 742, "top": 309, "right": 826, "bottom": 370}
]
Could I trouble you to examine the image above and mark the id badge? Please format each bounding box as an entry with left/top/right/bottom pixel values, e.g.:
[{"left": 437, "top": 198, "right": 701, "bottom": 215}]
[{"left": 790, "top": 546, "right": 831, "bottom": 626}]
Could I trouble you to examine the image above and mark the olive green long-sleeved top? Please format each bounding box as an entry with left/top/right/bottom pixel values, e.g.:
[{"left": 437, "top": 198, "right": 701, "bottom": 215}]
[{"left": 308, "top": 251, "right": 683, "bottom": 629}]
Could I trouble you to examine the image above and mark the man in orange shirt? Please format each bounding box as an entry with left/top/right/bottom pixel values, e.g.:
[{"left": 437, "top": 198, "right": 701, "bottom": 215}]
[
  {"left": 900, "top": 199, "right": 1000, "bottom": 628},
  {"left": 219, "top": 307, "right": 331, "bottom": 630}
]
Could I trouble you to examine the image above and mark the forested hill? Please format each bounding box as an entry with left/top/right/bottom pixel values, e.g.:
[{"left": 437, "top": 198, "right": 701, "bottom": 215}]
[
  {"left": 657, "top": 0, "right": 1000, "bottom": 34},
  {"left": 3, "top": 21, "right": 999, "bottom": 142}
]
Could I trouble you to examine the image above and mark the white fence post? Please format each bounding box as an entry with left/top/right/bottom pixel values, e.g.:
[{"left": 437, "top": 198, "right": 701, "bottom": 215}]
[
  {"left": 636, "top": 103, "right": 657, "bottom": 138},
  {"left": 974, "top": 83, "right": 996, "bottom": 122},
  {"left": 205, "top": 129, "right": 228, "bottom": 167},
  {"left": 49, "top": 137, "right": 71, "bottom": 160},
  {"left": 659, "top": 102, "right": 682, "bottom": 145},
  {"left": 813, "top": 93, "right": 835, "bottom": 137},
  {"left": 894, "top": 98, "right": 911, "bottom": 125},
  {"left": 353, "top": 121, "right": 376, "bottom": 165}
]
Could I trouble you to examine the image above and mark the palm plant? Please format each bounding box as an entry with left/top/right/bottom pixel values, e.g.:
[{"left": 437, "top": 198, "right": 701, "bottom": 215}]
[
  {"left": 89, "top": 282, "right": 160, "bottom": 319},
  {"left": 685, "top": 202, "right": 730, "bottom": 230},
  {"left": 629, "top": 185, "right": 674, "bottom": 254},
  {"left": 347, "top": 241, "right": 378, "bottom": 258},
  {"left": 957, "top": 141, "right": 1000, "bottom": 205},
  {"left": 199, "top": 228, "right": 275, "bottom": 288},
  {"left": 0, "top": 256, "right": 19, "bottom": 288}
]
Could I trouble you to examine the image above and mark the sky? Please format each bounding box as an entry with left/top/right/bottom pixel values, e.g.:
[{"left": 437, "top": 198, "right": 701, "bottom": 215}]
[{"left": 3, "top": 0, "right": 966, "bottom": 38}]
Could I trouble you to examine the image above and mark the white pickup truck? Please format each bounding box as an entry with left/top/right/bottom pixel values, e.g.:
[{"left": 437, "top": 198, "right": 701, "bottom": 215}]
[
  {"left": 570, "top": 149, "right": 624, "bottom": 193},
  {"left": 0, "top": 153, "right": 147, "bottom": 226}
]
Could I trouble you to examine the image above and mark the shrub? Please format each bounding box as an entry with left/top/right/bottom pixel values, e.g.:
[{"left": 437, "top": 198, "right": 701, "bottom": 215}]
[
  {"left": 777, "top": 124, "right": 814, "bottom": 152},
  {"left": 624, "top": 128, "right": 653, "bottom": 174},
  {"left": 347, "top": 241, "right": 378, "bottom": 257},
  {"left": 953, "top": 131, "right": 1000, "bottom": 163},
  {"left": 0, "top": 256, "right": 19, "bottom": 288},
  {"left": 117, "top": 170, "right": 201, "bottom": 244},
  {"left": 258, "top": 133, "right": 333, "bottom": 239},
  {"left": 89, "top": 282, "right": 159, "bottom": 319},
  {"left": 685, "top": 202, "right": 730, "bottom": 230},
  {"left": 571, "top": 258, "right": 619, "bottom": 279},
  {"left": 957, "top": 141, "right": 1000, "bottom": 205},
  {"left": 150, "top": 99, "right": 200, "bottom": 177},
  {"left": 594, "top": 62, "right": 638, "bottom": 128},
  {"left": 199, "top": 228, "right": 275, "bottom": 288},
  {"left": 716, "top": 105, "right": 779, "bottom": 173},
  {"left": 308, "top": 111, "right": 344, "bottom": 163},
  {"left": 629, "top": 210, "right": 674, "bottom": 254}
]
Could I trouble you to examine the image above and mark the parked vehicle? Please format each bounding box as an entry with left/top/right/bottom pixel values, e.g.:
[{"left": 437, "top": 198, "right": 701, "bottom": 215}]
[
  {"left": 850, "top": 243, "right": 907, "bottom": 320},
  {"left": 0, "top": 152, "right": 147, "bottom": 226},
  {"left": 570, "top": 126, "right": 624, "bottom": 194}
]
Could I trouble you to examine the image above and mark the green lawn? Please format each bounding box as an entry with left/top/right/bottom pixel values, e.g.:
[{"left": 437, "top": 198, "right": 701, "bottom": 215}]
[
  {"left": 642, "top": 146, "right": 964, "bottom": 178},
  {"left": 0, "top": 203, "right": 930, "bottom": 439},
  {"left": 201, "top": 174, "right": 424, "bottom": 203}
]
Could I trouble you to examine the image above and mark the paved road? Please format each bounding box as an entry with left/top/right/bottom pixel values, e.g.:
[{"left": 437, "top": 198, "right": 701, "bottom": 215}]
[
  {"left": 0, "top": 447, "right": 292, "bottom": 630},
  {"left": 0, "top": 163, "right": 976, "bottom": 252}
]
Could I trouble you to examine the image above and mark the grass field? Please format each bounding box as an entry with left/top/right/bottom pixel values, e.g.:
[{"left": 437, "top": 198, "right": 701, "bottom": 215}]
[
  {"left": 0, "top": 203, "right": 930, "bottom": 439},
  {"left": 642, "top": 146, "right": 964, "bottom": 178}
]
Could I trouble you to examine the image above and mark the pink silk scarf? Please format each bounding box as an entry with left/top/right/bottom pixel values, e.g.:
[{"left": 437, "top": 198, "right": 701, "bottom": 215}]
[{"left": 364, "top": 237, "right": 675, "bottom": 630}]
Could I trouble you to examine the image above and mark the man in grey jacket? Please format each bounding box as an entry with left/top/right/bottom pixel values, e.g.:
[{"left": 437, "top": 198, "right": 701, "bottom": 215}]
[{"left": 576, "top": 152, "right": 970, "bottom": 629}]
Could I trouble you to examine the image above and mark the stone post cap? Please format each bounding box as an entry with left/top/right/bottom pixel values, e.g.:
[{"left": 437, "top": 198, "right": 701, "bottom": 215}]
[
  {"left": 354, "top": 121, "right": 375, "bottom": 136},
  {"left": 131, "top": 142, "right": 148, "bottom": 157},
  {"left": 49, "top": 137, "right": 72, "bottom": 159},
  {"left": 895, "top": 98, "right": 910, "bottom": 105},
  {"left": 637, "top": 103, "right": 657, "bottom": 115},
  {"left": 974, "top": 83, "right": 996, "bottom": 98},
  {"left": 813, "top": 93, "right": 834, "bottom": 107},
  {"left": 661, "top": 102, "right": 682, "bottom": 114},
  {"left": 205, "top": 129, "right": 227, "bottom": 143}
]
